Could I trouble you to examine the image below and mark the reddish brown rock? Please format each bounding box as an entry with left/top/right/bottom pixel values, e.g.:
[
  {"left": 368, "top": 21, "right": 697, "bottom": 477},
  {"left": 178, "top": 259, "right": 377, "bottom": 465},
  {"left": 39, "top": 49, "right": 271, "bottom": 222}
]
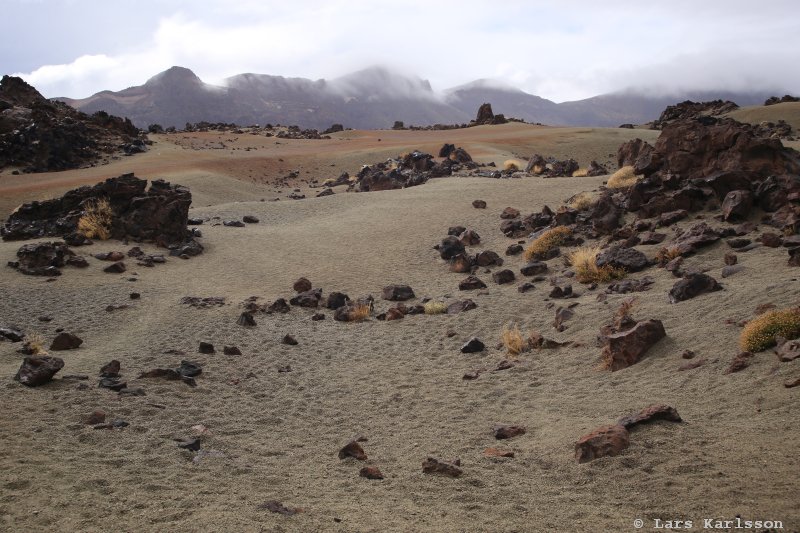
[
  {"left": 575, "top": 424, "right": 630, "bottom": 463},
  {"left": 268, "top": 298, "right": 290, "bottom": 313},
  {"left": 601, "top": 319, "right": 666, "bottom": 371},
  {"left": 475, "top": 250, "right": 503, "bottom": 267},
  {"left": 293, "top": 277, "right": 312, "bottom": 292},
  {"left": 422, "top": 457, "right": 462, "bottom": 477},
  {"left": 494, "top": 425, "right": 526, "bottom": 439},
  {"left": 290, "top": 288, "right": 322, "bottom": 308},
  {"left": 103, "top": 261, "right": 126, "bottom": 273},
  {"left": 506, "top": 244, "right": 523, "bottom": 256},
  {"left": 726, "top": 351, "right": 754, "bottom": 374},
  {"left": 617, "top": 404, "right": 682, "bottom": 429},
  {"left": 459, "top": 275, "right": 486, "bottom": 290},
  {"left": 14, "top": 355, "right": 65, "bottom": 386},
  {"left": 198, "top": 342, "right": 215, "bottom": 354},
  {"left": 439, "top": 236, "right": 465, "bottom": 260},
  {"left": 100, "top": 359, "right": 121, "bottom": 377},
  {"left": 50, "top": 332, "right": 83, "bottom": 351},
  {"left": 775, "top": 337, "right": 800, "bottom": 362},
  {"left": 484, "top": 448, "right": 515, "bottom": 458},
  {"left": 449, "top": 253, "right": 474, "bottom": 273},
  {"left": 520, "top": 261, "right": 548, "bottom": 276},
  {"left": 447, "top": 299, "right": 477, "bottom": 314},
  {"left": 385, "top": 308, "right": 405, "bottom": 321},
  {"left": 500, "top": 207, "right": 520, "bottom": 219},
  {"left": 760, "top": 232, "right": 783, "bottom": 247},
  {"left": 459, "top": 229, "right": 481, "bottom": 246},
  {"left": 338, "top": 441, "right": 367, "bottom": 461},
  {"left": 359, "top": 466, "right": 384, "bottom": 480},
  {"left": 472, "top": 200, "right": 487, "bottom": 209},
  {"left": 237, "top": 312, "right": 256, "bottom": 327}
]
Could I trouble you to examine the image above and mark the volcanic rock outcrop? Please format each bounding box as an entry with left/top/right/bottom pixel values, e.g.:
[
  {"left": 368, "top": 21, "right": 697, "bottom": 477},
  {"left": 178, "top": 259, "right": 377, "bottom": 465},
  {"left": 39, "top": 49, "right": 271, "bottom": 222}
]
[{"left": 0, "top": 75, "right": 143, "bottom": 172}]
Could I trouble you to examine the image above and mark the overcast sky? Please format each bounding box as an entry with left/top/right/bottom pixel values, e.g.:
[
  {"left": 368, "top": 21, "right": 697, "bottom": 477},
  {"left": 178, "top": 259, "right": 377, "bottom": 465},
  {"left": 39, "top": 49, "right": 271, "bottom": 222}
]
[{"left": 4, "top": 0, "right": 799, "bottom": 102}]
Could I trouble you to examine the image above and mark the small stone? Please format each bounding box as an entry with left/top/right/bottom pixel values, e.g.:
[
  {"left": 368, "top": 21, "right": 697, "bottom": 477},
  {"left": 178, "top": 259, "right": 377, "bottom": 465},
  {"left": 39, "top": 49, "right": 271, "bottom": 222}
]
[
  {"left": 472, "top": 200, "right": 487, "bottom": 209},
  {"left": 293, "top": 277, "right": 312, "bottom": 292},
  {"left": 198, "top": 342, "right": 215, "bottom": 354},
  {"left": 422, "top": 457, "right": 462, "bottom": 477},
  {"left": 492, "top": 269, "right": 515, "bottom": 285},
  {"left": 129, "top": 292, "right": 141, "bottom": 300},
  {"left": 484, "top": 448, "right": 515, "bottom": 458},
  {"left": 339, "top": 441, "right": 367, "bottom": 460},
  {"left": 103, "top": 261, "right": 126, "bottom": 273},
  {"left": 616, "top": 404, "right": 682, "bottom": 429},
  {"left": 83, "top": 410, "right": 106, "bottom": 425},
  {"left": 724, "top": 252, "right": 738, "bottom": 266},
  {"left": 223, "top": 346, "right": 242, "bottom": 355},
  {"left": 382, "top": 284, "right": 415, "bottom": 301},
  {"left": 494, "top": 425, "right": 526, "bottom": 439},
  {"left": 50, "top": 332, "right": 83, "bottom": 351},
  {"left": 505, "top": 244, "right": 523, "bottom": 256},
  {"left": 461, "top": 337, "right": 485, "bottom": 353},
  {"left": 681, "top": 350, "right": 695, "bottom": 359},
  {"left": 574, "top": 424, "right": 630, "bottom": 463},
  {"left": 237, "top": 312, "right": 257, "bottom": 327},
  {"left": 726, "top": 351, "right": 754, "bottom": 374},
  {"left": 176, "top": 437, "right": 201, "bottom": 451},
  {"left": 243, "top": 215, "right": 259, "bottom": 224},
  {"left": 459, "top": 276, "right": 486, "bottom": 290},
  {"left": 13, "top": 355, "right": 64, "bottom": 386},
  {"left": 282, "top": 334, "right": 298, "bottom": 346},
  {"left": 679, "top": 359, "right": 707, "bottom": 371},
  {"left": 520, "top": 261, "right": 548, "bottom": 276},
  {"left": 721, "top": 265, "right": 744, "bottom": 278},
  {"left": 311, "top": 313, "right": 325, "bottom": 321},
  {"left": 359, "top": 466, "right": 384, "bottom": 480},
  {"left": 99, "top": 359, "right": 121, "bottom": 377}
]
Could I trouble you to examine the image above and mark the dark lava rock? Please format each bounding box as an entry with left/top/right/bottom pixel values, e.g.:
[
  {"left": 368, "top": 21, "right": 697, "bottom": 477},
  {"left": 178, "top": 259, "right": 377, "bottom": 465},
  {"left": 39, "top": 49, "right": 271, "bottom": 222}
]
[
  {"left": 311, "top": 312, "right": 325, "bottom": 321},
  {"left": 14, "top": 355, "right": 64, "bottom": 386},
  {"left": 448, "top": 225, "right": 467, "bottom": 237},
  {"left": 472, "top": 200, "right": 487, "bottom": 209},
  {"left": 176, "top": 437, "right": 201, "bottom": 451},
  {"left": 99, "top": 359, "right": 121, "bottom": 377},
  {"left": 0, "top": 326, "right": 24, "bottom": 342},
  {"left": 596, "top": 246, "right": 648, "bottom": 273},
  {"left": 198, "top": 342, "right": 215, "bottom": 354},
  {"left": 549, "top": 285, "right": 573, "bottom": 299},
  {"left": 382, "top": 284, "right": 415, "bottom": 301},
  {"left": 500, "top": 207, "right": 520, "bottom": 219},
  {"left": 325, "top": 292, "right": 350, "bottom": 310},
  {"left": 721, "top": 190, "right": 753, "bottom": 221},
  {"left": 237, "top": 312, "right": 257, "bottom": 327},
  {"left": 223, "top": 345, "right": 242, "bottom": 355},
  {"left": 494, "top": 425, "right": 526, "bottom": 439},
  {"left": 268, "top": 298, "right": 291, "bottom": 313},
  {"left": 448, "top": 253, "right": 474, "bottom": 273},
  {"left": 422, "top": 457, "right": 462, "bottom": 477},
  {"left": 668, "top": 273, "right": 722, "bottom": 303},
  {"left": 359, "top": 466, "right": 384, "bottom": 480},
  {"left": 617, "top": 404, "right": 682, "bottom": 429},
  {"left": 520, "top": 261, "right": 548, "bottom": 276},
  {"left": 459, "top": 275, "right": 487, "bottom": 290},
  {"left": 492, "top": 269, "right": 515, "bottom": 284},
  {"left": 282, "top": 334, "right": 298, "bottom": 346},
  {"left": 475, "top": 250, "right": 503, "bottom": 267},
  {"left": 447, "top": 299, "right": 477, "bottom": 314},
  {"left": 50, "top": 332, "right": 83, "bottom": 351},
  {"left": 505, "top": 244, "right": 523, "bottom": 256},
  {"left": 223, "top": 220, "right": 245, "bottom": 227},
  {"left": 290, "top": 289, "right": 323, "bottom": 308},
  {"left": 103, "top": 261, "right": 126, "bottom": 273},
  {"left": 461, "top": 337, "right": 485, "bottom": 353},
  {"left": 439, "top": 236, "right": 465, "bottom": 260},
  {"left": 242, "top": 215, "right": 259, "bottom": 224},
  {"left": 11, "top": 241, "right": 75, "bottom": 276}
]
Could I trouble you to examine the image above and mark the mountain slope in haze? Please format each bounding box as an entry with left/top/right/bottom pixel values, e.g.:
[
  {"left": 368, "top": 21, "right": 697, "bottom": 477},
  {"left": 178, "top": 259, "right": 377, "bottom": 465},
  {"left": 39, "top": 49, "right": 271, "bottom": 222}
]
[{"left": 58, "top": 66, "right": 786, "bottom": 130}]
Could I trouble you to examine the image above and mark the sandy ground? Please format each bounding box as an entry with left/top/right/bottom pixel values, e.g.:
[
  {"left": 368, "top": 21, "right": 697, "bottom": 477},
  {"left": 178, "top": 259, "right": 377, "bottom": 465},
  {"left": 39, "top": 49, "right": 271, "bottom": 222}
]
[{"left": 0, "top": 124, "right": 798, "bottom": 533}]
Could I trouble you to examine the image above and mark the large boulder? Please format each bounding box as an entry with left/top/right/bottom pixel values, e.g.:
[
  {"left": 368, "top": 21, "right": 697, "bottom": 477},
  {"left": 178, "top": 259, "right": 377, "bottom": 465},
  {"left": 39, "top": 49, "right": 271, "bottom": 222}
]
[
  {"left": 14, "top": 355, "right": 65, "bottom": 387},
  {"left": 600, "top": 319, "right": 666, "bottom": 371},
  {"left": 2, "top": 174, "right": 199, "bottom": 252}
]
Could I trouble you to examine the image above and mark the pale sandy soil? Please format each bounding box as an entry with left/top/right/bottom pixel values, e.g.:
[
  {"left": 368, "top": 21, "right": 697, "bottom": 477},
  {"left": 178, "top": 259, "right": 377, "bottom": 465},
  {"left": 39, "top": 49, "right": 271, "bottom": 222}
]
[{"left": 0, "top": 124, "right": 798, "bottom": 533}]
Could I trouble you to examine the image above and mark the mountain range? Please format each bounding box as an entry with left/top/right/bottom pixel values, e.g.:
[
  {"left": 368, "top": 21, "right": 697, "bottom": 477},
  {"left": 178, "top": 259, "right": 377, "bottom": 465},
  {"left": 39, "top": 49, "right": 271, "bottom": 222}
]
[{"left": 58, "top": 66, "right": 779, "bottom": 130}]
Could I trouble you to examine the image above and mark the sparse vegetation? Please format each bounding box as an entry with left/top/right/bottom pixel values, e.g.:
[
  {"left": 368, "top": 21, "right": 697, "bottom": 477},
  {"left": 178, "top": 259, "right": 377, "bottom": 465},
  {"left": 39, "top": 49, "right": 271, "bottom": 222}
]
[
  {"left": 77, "top": 198, "right": 113, "bottom": 240},
  {"left": 571, "top": 168, "right": 589, "bottom": 177},
  {"left": 24, "top": 333, "right": 48, "bottom": 355},
  {"left": 423, "top": 301, "right": 447, "bottom": 315},
  {"left": 655, "top": 245, "right": 682, "bottom": 266},
  {"left": 568, "top": 245, "right": 626, "bottom": 283},
  {"left": 523, "top": 226, "right": 571, "bottom": 261},
  {"left": 350, "top": 302, "right": 372, "bottom": 322},
  {"left": 739, "top": 307, "right": 800, "bottom": 352},
  {"left": 567, "top": 192, "right": 595, "bottom": 210},
  {"left": 501, "top": 323, "right": 527, "bottom": 356},
  {"left": 503, "top": 159, "right": 523, "bottom": 172},
  {"left": 606, "top": 166, "right": 640, "bottom": 189}
]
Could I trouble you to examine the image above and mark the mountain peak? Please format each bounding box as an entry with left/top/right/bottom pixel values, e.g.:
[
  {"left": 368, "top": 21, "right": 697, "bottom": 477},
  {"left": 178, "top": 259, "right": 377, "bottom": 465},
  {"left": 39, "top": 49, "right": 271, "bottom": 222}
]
[
  {"left": 145, "top": 66, "right": 203, "bottom": 87},
  {"left": 0, "top": 75, "right": 46, "bottom": 106}
]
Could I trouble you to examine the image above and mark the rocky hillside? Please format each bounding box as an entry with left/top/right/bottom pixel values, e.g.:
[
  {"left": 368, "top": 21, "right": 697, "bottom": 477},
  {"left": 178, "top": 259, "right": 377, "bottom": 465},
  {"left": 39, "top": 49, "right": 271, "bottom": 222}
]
[
  {"left": 0, "top": 76, "right": 144, "bottom": 173},
  {"left": 58, "top": 66, "right": 781, "bottom": 130}
]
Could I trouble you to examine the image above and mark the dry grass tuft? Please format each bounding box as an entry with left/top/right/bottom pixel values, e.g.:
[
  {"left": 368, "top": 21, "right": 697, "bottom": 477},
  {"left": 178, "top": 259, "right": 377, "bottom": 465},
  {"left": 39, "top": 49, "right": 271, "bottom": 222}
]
[
  {"left": 350, "top": 302, "right": 372, "bottom": 322},
  {"left": 524, "top": 226, "right": 572, "bottom": 261},
  {"left": 568, "top": 246, "right": 626, "bottom": 283},
  {"left": 606, "top": 166, "right": 640, "bottom": 189},
  {"left": 655, "top": 245, "right": 682, "bottom": 266},
  {"left": 740, "top": 307, "right": 800, "bottom": 352},
  {"left": 571, "top": 168, "right": 589, "bottom": 177},
  {"left": 78, "top": 198, "right": 113, "bottom": 240},
  {"left": 501, "top": 323, "right": 527, "bottom": 356},
  {"left": 25, "top": 333, "right": 48, "bottom": 355},
  {"left": 567, "top": 192, "right": 595, "bottom": 211},
  {"left": 503, "top": 159, "right": 523, "bottom": 172},
  {"left": 423, "top": 301, "right": 447, "bottom": 315}
]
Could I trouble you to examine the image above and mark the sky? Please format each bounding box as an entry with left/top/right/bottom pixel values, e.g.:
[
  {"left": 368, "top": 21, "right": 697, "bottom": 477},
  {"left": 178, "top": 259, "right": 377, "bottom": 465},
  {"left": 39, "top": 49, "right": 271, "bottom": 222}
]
[{"left": 4, "top": 0, "right": 800, "bottom": 102}]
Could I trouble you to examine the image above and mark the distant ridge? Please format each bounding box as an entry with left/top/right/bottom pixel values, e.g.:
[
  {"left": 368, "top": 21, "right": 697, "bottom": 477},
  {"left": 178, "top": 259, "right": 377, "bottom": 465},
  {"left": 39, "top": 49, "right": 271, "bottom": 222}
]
[{"left": 57, "top": 65, "right": 783, "bottom": 130}]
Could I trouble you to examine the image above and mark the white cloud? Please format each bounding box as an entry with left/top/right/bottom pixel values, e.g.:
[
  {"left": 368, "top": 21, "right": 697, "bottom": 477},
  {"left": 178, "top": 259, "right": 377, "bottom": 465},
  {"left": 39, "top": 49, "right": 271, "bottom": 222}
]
[{"left": 8, "top": 0, "right": 800, "bottom": 101}]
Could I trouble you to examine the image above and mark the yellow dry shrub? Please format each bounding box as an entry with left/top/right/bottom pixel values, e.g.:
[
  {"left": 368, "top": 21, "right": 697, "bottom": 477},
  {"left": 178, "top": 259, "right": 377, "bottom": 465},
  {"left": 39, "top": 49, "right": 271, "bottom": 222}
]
[
  {"left": 571, "top": 168, "right": 589, "bottom": 177},
  {"left": 503, "top": 159, "right": 523, "bottom": 172},
  {"left": 322, "top": 178, "right": 336, "bottom": 187},
  {"left": 350, "top": 302, "right": 371, "bottom": 322},
  {"left": 654, "top": 245, "right": 682, "bottom": 265},
  {"left": 606, "top": 166, "right": 640, "bottom": 189},
  {"left": 523, "top": 226, "right": 571, "bottom": 261},
  {"left": 568, "top": 192, "right": 595, "bottom": 211},
  {"left": 739, "top": 308, "right": 800, "bottom": 352},
  {"left": 568, "top": 246, "right": 626, "bottom": 284},
  {"left": 501, "top": 323, "right": 527, "bottom": 356},
  {"left": 77, "top": 198, "right": 113, "bottom": 240},
  {"left": 25, "top": 333, "right": 48, "bottom": 355},
  {"left": 423, "top": 301, "right": 447, "bottom": 315}
]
